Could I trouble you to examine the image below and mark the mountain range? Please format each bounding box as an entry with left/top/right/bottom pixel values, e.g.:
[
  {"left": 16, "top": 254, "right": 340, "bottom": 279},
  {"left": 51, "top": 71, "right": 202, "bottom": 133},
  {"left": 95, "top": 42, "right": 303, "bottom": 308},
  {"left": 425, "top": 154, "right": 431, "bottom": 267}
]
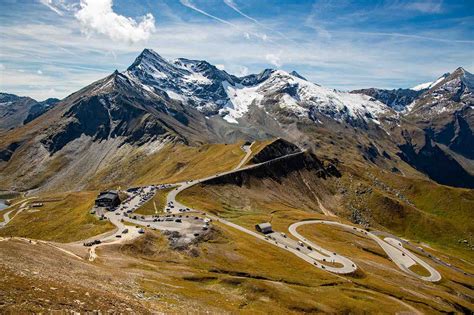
[{"left": 0, "top": 48, "right": 472, "bottom": 191}]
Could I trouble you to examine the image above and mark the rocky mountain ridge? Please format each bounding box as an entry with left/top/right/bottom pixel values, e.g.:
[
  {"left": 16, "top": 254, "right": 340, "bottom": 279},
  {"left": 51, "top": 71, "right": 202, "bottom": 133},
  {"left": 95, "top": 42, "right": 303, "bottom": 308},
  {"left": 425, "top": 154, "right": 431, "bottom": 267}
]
[{"left": 0, "top": 49, "right": 472, "bottom": 190}]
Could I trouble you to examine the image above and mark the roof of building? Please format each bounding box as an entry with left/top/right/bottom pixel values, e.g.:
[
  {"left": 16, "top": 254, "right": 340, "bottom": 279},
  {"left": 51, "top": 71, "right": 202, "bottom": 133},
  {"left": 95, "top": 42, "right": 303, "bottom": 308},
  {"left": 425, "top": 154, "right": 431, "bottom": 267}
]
[
  {"left": 256, "top": 222, "right": 272, "bottom": 229},
  {"left": 98, "top": 190, "right": 119, "bottom": 197},
  {"left": 96, "top": 192, "right": 119, "bottom": 201}
]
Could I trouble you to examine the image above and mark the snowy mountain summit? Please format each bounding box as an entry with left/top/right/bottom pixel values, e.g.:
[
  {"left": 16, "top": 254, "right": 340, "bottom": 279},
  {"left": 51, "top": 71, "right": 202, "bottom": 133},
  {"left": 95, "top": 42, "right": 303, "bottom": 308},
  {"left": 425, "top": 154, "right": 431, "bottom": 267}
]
[{"left": 123, "top": 49, "right": 393, "bottom": 126}]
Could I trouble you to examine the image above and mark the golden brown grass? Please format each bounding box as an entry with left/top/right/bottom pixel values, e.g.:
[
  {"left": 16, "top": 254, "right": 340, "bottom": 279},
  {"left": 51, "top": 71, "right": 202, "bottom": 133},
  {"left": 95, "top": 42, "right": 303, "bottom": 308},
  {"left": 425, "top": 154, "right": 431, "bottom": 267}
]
[
  {"left": 133, "top": 142, "right": 246, "bottom": 185},
  {"left": 117, "top": 227, "right": 431, "bottom": 314},
  {"left": 85, "top": 142, "right": 247, "bottom": 190},
  {"left": 0, "top": 191, "right": 114, "bottom": 242},
  {"left": 174, "top": 178, "right": 474, "bottom": 313}
]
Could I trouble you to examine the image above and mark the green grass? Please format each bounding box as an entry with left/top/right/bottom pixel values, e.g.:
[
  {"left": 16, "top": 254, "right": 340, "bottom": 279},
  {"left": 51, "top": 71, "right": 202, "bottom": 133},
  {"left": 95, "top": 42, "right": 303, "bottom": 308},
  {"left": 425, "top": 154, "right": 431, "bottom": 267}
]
[
  {"left": 0, "top": 191, "right": 114, "bottom": 242},
  {"left": 135, "top": 188, "right": 174, "bottom": 215},
  {"left": 355, "top": 169, "right": 474, "bottom": 261}
]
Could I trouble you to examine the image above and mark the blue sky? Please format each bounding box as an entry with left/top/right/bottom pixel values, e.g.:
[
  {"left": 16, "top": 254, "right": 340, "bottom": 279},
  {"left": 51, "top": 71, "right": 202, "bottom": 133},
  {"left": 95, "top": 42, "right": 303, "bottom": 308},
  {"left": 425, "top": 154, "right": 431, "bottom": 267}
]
[{"left": 0, "top": 0, "right": 473, "bottom": 100}]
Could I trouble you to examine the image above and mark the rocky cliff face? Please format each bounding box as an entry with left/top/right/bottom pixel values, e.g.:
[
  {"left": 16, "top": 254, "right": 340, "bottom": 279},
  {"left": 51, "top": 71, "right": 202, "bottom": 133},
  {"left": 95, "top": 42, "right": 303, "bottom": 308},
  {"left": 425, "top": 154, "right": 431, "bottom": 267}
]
[
  {"left": 250, "top": 138, "right": 301, "bottom": 164},
  {"left": 202, "top": 151, "right": 340, "bottom": 187},
  {"left": 397, "top": 130, "right": 474, "bottom": 188}
]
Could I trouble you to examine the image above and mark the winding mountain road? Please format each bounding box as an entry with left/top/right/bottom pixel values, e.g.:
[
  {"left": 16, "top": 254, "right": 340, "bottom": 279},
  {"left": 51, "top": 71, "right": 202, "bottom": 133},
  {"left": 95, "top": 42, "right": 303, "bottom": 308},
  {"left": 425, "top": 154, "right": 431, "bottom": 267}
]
[
  {"left": 0, "top": 197, "right": 37, "bottom": 228},
  {"left": 165, "top": 145, "right": 442, "bottom": 281},
  {"left": 165, "top": 146, "right": 359, "bottom": 274},
  {"left": 290, "top": 220, "right": 441, "bottom": 282},
  {"left": 0, "top": 144, "right": 443, "bottom": 281}
]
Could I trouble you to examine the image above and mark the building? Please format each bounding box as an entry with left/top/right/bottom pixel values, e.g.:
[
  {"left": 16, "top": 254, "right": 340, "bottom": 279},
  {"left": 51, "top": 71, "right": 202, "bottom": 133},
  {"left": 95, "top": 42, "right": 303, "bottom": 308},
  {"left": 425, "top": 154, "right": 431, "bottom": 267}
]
[
  {"left": 255, "top": 222, "right": 273, "bottom": 234},
  {"left": 95, "top": 190, "right": 121, "bottom": 209}
]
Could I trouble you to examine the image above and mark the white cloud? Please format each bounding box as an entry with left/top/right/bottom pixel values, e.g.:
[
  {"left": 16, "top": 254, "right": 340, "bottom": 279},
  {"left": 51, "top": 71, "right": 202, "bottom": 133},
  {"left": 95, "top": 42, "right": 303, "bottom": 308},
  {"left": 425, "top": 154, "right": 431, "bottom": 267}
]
[
  {"left": 265, "top": 53, "right": 282, "bottom": 67},
  {"left": 39, "top": 0, "right": 77, "bottom": 16},
  {"left": 223, "top": 0, "right": 293, "bottom": 43},
  {"left": 37, "top": 70, "right": 43, "bottom": 75},
  {"left": 75, "top": 0, "right": 156, "bottom": 43},
  {"left": 40, "top": 0, "right": 65, "bottom": 16},
  {"left": 180, "top": 0, "right": 237, "bottom": 28},
  {"left": 216, "top": 64, "right": 225, "bottom": 70},
  {"left": 406, "top": 1, "right": 443, "bottom": 14},
  {"left": 1, "top": 9, "right": 472, "bottom": 99}
]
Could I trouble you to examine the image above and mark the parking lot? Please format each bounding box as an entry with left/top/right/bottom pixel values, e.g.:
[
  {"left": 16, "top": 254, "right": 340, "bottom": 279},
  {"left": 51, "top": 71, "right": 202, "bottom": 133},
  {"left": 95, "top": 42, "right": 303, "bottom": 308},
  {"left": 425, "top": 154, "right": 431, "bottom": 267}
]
[{"left": 87, "top": 185, "right": 209, "bottom": 251}]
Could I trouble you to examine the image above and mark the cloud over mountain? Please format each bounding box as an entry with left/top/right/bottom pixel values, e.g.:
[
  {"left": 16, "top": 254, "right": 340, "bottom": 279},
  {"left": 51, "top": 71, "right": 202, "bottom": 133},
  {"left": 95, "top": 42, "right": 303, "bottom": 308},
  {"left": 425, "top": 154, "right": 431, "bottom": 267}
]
[{"left": 75, "top": 0, "right": 156, "bottom": 43}]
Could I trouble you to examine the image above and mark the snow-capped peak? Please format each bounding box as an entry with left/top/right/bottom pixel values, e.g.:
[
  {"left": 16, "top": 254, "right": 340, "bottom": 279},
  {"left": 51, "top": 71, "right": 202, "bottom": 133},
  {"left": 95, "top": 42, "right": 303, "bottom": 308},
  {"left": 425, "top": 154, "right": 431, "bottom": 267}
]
[
  {"left": 219, "top": 69, "right": 391, "bottom": 124},
  {"left": 411, "top": 73, "right": 450, "bottom": 91},
  {"left": 118, "top": 49, "right": 394, "bottom": 126}
]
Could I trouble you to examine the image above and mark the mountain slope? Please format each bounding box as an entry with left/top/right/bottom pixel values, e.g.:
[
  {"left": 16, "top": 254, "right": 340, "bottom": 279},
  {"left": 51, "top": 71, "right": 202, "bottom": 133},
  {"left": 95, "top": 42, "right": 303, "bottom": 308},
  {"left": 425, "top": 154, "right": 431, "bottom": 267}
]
[
  {"left": 0, "top": 93, "right": 58, "bottom": 131},
  {"left": 397, "top": 68, "right": 474, "bottom": 187},
  {"left": 0, "top": 49, "right": 471, "bottom": 190},
  {"left": 353, "top": 68, "right": 474, "bottom": 187}
]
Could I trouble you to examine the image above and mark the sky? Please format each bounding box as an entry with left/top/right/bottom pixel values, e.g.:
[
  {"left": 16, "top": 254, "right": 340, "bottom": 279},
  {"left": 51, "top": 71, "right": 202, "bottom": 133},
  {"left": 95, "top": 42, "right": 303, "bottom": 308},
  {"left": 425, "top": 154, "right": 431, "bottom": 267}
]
[{"left": 0, "top": 0, "right": 473, "bottom": 100}]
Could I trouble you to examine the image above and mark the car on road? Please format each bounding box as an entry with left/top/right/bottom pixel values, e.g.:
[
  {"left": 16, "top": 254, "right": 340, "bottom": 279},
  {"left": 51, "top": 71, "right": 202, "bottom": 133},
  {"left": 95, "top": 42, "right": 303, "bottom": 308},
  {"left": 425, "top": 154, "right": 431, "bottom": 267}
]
[
  {"left": 115, "top": 235, "right": 122, "bottom": 238},
  {"left": 122, "top": 229, "right": 128, "bottom": 234},
  {"left": 138, "top": 228, "right": 145, "bottom": 234},
  {"left": 298, "top": 241, "right": 304, "bottom": 247},
  {"left": 280, "top": 232, "right": 287, "bottom": 238}
]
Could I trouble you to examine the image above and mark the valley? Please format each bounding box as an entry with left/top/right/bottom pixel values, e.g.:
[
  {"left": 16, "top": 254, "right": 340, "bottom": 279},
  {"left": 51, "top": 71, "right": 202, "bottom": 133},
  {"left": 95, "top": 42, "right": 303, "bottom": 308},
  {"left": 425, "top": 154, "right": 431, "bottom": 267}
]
[{"left": 1, "top": 139, "right": 473, "bottom": 313}]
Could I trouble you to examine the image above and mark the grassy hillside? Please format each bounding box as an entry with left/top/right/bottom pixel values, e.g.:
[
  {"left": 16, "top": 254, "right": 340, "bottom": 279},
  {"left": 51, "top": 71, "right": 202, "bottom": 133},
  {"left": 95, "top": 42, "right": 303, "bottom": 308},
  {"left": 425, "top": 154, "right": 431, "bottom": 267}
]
[
  {"left": 332, "top": 166, "right": 474, "bottom": 260},
  {"left": 173, "top": 184, "right": 473, "bottom": 313},
  {"left": 0, "top": 191, "right": 114, "bottom": 242},
  {"left": 132, "top": 142, "right": 246, "bottom": 185},
  {"left": 84, "top": 142, "right": 248, "bottom": 191}
]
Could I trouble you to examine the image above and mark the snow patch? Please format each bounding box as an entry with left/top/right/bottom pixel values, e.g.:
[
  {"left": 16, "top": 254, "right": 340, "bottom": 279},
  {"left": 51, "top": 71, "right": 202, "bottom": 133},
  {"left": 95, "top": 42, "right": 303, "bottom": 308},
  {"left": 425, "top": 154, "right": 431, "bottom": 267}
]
[
  {"left": 219, "top": 81, "right": 263, "bottom": 123},
  {"left": 184, "top": 72, "right": 211, "bottom": 85},
  {"left": 165, "top": 90, "right": 185, "bottom": 101}
]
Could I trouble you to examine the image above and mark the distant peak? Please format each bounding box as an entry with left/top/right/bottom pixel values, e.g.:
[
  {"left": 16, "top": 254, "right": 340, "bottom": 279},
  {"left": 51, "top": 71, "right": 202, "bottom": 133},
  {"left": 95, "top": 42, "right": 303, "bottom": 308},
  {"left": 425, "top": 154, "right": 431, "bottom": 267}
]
[
  {"left": 140, "top": 48, "right": 161, "bottom": 57},
  {"left": 290, "top": 71, "right": 307, "bottom": 81},
  {"left": 134, "top": 48, "right": 167, "bottom": 64},
  {"left": 452, "top": 67, "right": 472, "bottom": 78},
  {"left": 127, "top": 48, "right": 173, "bottom": 74}
]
